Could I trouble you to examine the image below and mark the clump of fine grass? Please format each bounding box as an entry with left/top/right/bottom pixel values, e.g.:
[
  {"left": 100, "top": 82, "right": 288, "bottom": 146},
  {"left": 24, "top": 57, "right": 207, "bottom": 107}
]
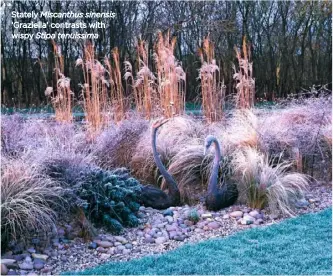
[
  {"left": 198, "top": 36, "right": 225, "bottom": 123},
  {"left": 167, "top": 144, "right": 206, "bottom": 203},
  {"left": 222, "top": 109, "right": 260, "bottom": 152},
  {"left": 1, "top": 155, "right": 64, "bottom": 246},
  {"left": 1, "top": 114, "right": 26, "bottom": 157},
  {"left": 233, "top": 36, "right": 255, "bottom": 109},
  {"left": 94, "top": 117, "right": 149, "bottom": 169},
  {"left": 154, "top": 31, "right": 186, "bottom": 118},
  {"left": 130, "top": 116, "right": 204, "bottom": 186},
  {"left": 232, "top": 147, "right": 309, "bottom": 216},
  {"left": 258, "top": 95, "right": 332, "bottom": 179}
]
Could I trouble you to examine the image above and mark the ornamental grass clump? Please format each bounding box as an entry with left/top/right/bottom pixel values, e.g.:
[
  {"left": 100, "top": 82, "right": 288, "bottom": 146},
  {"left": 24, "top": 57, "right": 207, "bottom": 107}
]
[
  {"left": 94, "top": 117, "right": 148, "bottom": 169},
  {"left": 130, "top": 116, "right": 204, "bottom": 186},
  {"left": 108, "top": 47, "right": 127, "bottom": 121},
  {"left": 154, "top": 31, "right": 186, "bottom": 118},
  {"left": 77, "top": 43, "right": 126, "bottom": 134},
  {"left": 258, "top": 95, "right": 332, "bottom": 180},
  {"left": 44, "top": 41, "right": 73, "bottom": 122},
  {"left": 232, "top": 147, "right": 309, "bottom": 216},
  {"left": 1, "top": 155, "right": 64, "bottom": 247},
  {"left": 131, "top": 39, "right": 159, "bottom": 119},
  {"left": 198, "top": 36, "right": 225, "bottom": 123},
  {"left": 233, "top": 37, "right": 255, "bottom": 109},
  {"left": 76, "top": 42, "right": 110, "bottom": 133},
  {"left": 1, "top": 114, "right": 26, "bottom": 157}
]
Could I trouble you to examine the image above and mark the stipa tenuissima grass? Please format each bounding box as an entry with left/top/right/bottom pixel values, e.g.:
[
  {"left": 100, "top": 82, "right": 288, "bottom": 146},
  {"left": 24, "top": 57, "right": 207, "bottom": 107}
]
[{"left": 232, "top": 147, "right": 309, "bottom": 216}]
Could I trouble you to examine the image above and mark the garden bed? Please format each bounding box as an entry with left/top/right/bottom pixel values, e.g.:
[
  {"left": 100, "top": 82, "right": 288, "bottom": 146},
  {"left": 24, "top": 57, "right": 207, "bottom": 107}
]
[{"left": 1, "top": 181, "right": 331, "bottom": 275}]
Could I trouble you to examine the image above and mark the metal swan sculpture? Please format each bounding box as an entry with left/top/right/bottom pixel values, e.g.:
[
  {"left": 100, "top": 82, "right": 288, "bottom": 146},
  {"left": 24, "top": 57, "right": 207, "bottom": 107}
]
[
  {"left": 204, "top": 135, "right": 238, "bottom": 211},
  {"left": 140, "top": 119, "right": 180, "bottom": 209}
]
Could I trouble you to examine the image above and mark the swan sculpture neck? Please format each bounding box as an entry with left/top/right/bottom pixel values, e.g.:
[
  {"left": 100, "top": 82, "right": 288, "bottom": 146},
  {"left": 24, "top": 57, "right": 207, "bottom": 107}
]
[
  {"left": 151, "top": 123, "right": 179, "bottom": 198},
  {"left": 206, "top": 136, "right": 221, "bottom": 194}
]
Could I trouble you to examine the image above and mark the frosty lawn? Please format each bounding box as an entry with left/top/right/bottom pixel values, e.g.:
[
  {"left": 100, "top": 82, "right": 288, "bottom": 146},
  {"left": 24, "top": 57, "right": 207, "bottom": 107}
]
[{"left": 66, "top": 208, "right": 332, "bottom": 275}]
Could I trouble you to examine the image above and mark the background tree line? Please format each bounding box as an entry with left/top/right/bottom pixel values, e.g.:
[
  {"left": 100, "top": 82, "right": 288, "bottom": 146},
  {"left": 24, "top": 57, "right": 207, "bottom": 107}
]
[{"left": 1, "top": 0, "right": 331, "bottom": 108}]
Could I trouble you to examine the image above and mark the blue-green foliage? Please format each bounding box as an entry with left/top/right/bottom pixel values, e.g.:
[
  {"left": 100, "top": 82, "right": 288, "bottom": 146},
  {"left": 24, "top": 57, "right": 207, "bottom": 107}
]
[
  {"left": 187, "top": 208, "right": 200, "bottom": 223},
  {"left": 45, "top": 159, "right": 142, "bottom": 234}
]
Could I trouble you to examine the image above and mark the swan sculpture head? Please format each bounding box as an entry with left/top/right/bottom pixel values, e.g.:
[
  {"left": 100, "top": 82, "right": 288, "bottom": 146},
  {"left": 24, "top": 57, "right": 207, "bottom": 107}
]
[{"left": 204, "top": 135, "right": 216, "bottom": 155}]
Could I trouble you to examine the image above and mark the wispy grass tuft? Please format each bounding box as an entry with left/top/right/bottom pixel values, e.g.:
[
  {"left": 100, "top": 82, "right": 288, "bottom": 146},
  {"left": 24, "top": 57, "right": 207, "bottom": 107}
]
[
  {"left": 232, "top": 147, "right": 309, "bottom": 216},
  {"left": 1, "top": 155, "right": 64, "bottom": 246}
]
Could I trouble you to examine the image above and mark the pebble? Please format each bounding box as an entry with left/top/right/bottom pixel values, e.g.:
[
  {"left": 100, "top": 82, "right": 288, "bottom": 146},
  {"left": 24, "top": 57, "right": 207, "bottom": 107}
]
[
  {"left": 308, "top": 198, "right": 320, "bottom": 204},
  {"left": 124, "top": 244, "right": 133, "bottom": 250},
  {"left": 166, "top": 225, "right": 177, "bottom": 232},
  {"left": 88, "top": 242, "right": 98, "bottom": 249},
  {"left": 96, "top": 241, "right": 113, "bottom": 248},
  {"left": 240, "top": 218, "right": 253, "bottom": 225},
  {"left": 33, "top": 260, "right": 45, "bottom": 270},
  {"left": 201, "top": 213, "right": 212, "bottom": 219},
  {"left": 230, "top": 211, "right": 243, "bottom": 218},
  {"left": 184, "top": 220, "right": 194, "bottom": 226},
  {"left": 144, "top": 237, "right": 154, "bottom": 243},
  {"left": 100, "top": 254, "right": 110, "bottom": 260},
  {"left": 155, "top": 237, "right": 167, "bottom": 244},
  {"left": 26, "top": 248, "right": 36, "bottom": 254},
  {"left": 207, "top": 221, "right": 220, "bottom": 230},
  {"left": 104, "top": 235, "right": 114, "bottom": 242},
  {"left": 223, "top": 214, "right": 230, "bottom": 219},
  {"left": 13, "top": 255, "right": 25, "bottom": 262},
  {"left": 168, "top": 231, "right": 177, "bottom": 239},
  {"left": 31, "top": 254, "right": 48, "bottom": 261},
  {"left": 254, "top": 219, "right": 264, "bottom": 225},
  {"left": 18, "top": 262, "right": 33, "bottom": 270},
  {"left": 40, "top": 267, "right": 52, "bottom": 274},
  {"left": 157, "top": 223, "right": 167, "bottom": 228},
  {"left": 174, "top": 236, "right": 185, "bottom": 242},
  {"left": 1, "top": 264, "right": 8, "bottom": 275},
  {"left": 163, "top": 209, "right": 174, "bottom": 217},
  {"left": 107, "top": 248, "right": 115, "bottom": 255},
  {"left": 116, "top": 245, "right": 125, "bottom": 251},
  {"left": 1, "top": 259, "right": 16, "bottom": 266},
  {"left": 249, "top": 210, "right": 259, "bottom": 218},
  {"left": 295, "top": 199, "right": 310, "bottom": 208},
  {"left": 165, "top": 216, "right": 173, "bottom": 223},
  {"left": 123, "top": 249, "right": 131, "bottom": 255},
  {"left": 114, "top": 236, "right": 127, "bottom": 244},
  {"left": 96, "top": 247, "right": 108, "bottom": 253}
]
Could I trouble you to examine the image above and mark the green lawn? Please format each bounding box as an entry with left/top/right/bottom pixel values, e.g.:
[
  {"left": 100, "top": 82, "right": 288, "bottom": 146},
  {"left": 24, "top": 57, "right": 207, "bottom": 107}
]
[{"left": 65, "top": 208, "right": 332, "bottom": 275}]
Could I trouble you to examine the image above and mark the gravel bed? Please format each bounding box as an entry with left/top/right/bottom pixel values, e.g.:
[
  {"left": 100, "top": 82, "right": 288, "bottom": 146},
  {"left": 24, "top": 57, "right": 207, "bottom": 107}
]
[{"left": 1, "top": 182, "right": 331, "bottom": 275}]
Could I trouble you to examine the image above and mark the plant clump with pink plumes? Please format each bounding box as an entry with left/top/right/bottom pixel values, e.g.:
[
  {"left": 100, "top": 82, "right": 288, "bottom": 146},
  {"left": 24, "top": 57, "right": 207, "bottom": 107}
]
[{"left": 198, "top": 36, "right": 226, "bottom": 123}]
